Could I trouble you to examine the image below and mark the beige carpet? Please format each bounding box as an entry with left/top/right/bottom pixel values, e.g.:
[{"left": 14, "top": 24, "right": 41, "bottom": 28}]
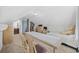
[
  {"left": 0, "top": 34, "right": 76, "bottom": 53},
  {"left": 1, "top": 34, "right": 28, "bottom": 53}
]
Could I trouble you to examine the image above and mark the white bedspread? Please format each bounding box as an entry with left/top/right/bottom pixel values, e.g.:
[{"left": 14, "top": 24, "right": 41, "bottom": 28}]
[
  {"left": 26, "top": 32, "right": 78, "bottom": 48},
  {"left": 47, "top": 32, "right": 78, "bottom": 48},
  {"left": 26, "top": 32, "right": 61, "bottom": 48}
]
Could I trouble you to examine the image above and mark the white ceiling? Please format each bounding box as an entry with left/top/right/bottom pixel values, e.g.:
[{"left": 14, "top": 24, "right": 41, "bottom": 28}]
[
  {"left": 0, "top": 6, "right": 76, "bottom": 32},
  {"left": 0, "top": 6, "right": 76, "bottom": 24}
]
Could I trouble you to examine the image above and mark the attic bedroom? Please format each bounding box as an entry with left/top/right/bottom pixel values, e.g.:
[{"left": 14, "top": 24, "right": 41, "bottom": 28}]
[{"left": 0, "top": 6, "right": 78, "bottom": 53}]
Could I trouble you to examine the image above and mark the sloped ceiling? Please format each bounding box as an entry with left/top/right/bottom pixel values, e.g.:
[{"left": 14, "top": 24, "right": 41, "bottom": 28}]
[
  {"left": 0, "top": 6, "right": 76, "bottom": 26},
  {"left": 0, "top": 6, "right": 32, "bottom": 23},
  {"left": 0, "top": 6, "right": 76, "bottom": 32}
]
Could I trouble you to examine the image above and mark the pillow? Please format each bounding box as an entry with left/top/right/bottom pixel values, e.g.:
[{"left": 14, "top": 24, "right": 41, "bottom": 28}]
[
  {"left": 35, "top": 25, "right": 43, "bottom": 33},
  {"left": 61, "top": 25, "right": 75, "bottom": 35}
]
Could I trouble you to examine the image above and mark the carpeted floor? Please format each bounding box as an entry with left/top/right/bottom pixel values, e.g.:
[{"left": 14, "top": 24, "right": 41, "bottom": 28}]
[{"left": 0, "top": 34, "right": 76, "bottom": 53}]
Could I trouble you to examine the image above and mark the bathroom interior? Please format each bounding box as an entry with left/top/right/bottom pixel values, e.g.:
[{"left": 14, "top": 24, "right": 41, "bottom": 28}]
[{"left": 0, "top": 6, "right": 79, "bottom": 53}]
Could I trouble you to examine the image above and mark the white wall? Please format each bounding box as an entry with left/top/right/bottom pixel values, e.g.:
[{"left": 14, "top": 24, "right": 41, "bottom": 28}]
[
  {"left": 29, "top": 7, "right": 76, "bottom": 33},
  {"left": 0, "top": 24, "right": 8, "bottom": 50},
  {"left": 0, "top": 6, "right": 76, "bottom": 33},
  {"left": 0, "top": 32, "right": 2, "bottom": 50},
  {"left": 77, "top": 7, "right": 79, "bottom": 49}
]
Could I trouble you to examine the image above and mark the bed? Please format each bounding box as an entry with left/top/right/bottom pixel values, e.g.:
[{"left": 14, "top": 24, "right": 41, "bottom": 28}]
[
  {"left": 25, "top": 32, "right": 61, "bottom": 47},
  {"left": 47, "top": 32, "right": 78, "bottom": 50},
  {"left": 23, "top": 32, "right": 62, "bottom": 53},
  {"left": 47, "top": 33, "right": 78, "bottom": 52},
  {"left": 25, "top": 32, "right": 78, "bottom": 52}
]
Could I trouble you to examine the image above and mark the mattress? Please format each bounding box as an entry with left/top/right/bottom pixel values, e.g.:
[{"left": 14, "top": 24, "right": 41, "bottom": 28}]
[
  {"left": 26, "top": 32, "right": 61, "bottom": 48},
  {"left": 62, "top": 35, "right": 78, "bottom": 48},
  {"left": 47, "top": 32, "right": 78, "bottom": 48},
  {"left": 26, "top": 32, "right": 78, "bottom": 48}
]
